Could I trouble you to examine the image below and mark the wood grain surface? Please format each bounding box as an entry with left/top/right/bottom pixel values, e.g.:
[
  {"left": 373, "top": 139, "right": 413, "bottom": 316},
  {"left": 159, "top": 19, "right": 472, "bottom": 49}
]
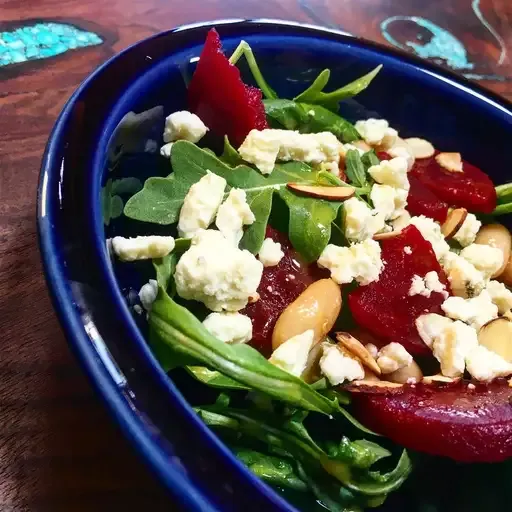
[{"left": 1, "top": 0, "right": 511, "bottom": 510}]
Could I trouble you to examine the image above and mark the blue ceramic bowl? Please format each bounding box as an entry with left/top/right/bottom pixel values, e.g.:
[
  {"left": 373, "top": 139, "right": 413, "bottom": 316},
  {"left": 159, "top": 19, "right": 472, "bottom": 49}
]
[{"left": 38, "top": 19, "right": 512, "bottom": 512}]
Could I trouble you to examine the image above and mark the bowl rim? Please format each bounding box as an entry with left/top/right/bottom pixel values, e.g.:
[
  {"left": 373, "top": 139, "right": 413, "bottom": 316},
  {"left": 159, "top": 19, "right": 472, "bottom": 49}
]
[{"left": 37, "top": 17, "right": 512, "bottom": 511}]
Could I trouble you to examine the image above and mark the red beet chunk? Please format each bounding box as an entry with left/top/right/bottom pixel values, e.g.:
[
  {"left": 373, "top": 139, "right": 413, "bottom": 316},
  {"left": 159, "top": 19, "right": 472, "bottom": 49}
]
[
  {"left": 350, "top": 380, "right": 512, "bottom": 462},
  {"left": 187, "top": 28, "right": 268, "bottom": 146},
  {"left": 348, "top": 225, "right": 450, "bottom": 356},
  {"left": 411, "top": 152, "right": 496, "bottom": 213},
  {"left": 242, "top": 226, "right": 325, "bottom": 357},
  {"left": 407, "top": 174, "right": 449, "bottom": 223}
]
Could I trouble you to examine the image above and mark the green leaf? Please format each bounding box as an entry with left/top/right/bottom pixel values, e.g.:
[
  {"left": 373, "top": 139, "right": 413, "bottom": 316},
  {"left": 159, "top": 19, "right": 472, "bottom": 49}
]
[
  {"left": 102, "top": 179, "right": 125, "bottom": 225},
  {"left": 345, "top": 150, "right": 368, "bottom": 188},
  {"left": 264, "top": 99, "right": 310, "bottom": 130},
  {"left": 240, "top": 188, "right": 274, "bottom": 253},
  {"left": 361, "top": 150, "right": 380, "bottom": 169},
  {"left": 220, "top": 136, "right": 245, "bottom": 166},
  {"left": 234, "top": 447, "right": 308, "bottom": 491},
  {"left": 186, "top": 366, "right": 249, "bottom": 390},
  {"left": 152, "top": 253, "right": 177, "bottom": 293},
  {"left": 111, "top": 177, "right": 143, "bottom": 195},
  {"left": 150, "top": 287, "right": 340, "bottom": 414},
  {"left": 300, "top": 104, "right": 361, "bottom": 143},
  {"left": 294, "top": 66, "right": 382, "bottom": 110},
  {"left": 294, "top": 69, "right": 331, "bottom": 103},
  {"left": 496, "top": 183, "right": 512, "bottom": 204},
  {"left": 330, "top": 438, "right": 391, "bottom": 470}
]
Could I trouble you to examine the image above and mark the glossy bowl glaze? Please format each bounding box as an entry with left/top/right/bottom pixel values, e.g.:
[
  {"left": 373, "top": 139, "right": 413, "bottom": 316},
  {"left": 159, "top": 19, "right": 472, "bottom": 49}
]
[{"left": 38, "top": 19, "right": 512, "bottom": 512}]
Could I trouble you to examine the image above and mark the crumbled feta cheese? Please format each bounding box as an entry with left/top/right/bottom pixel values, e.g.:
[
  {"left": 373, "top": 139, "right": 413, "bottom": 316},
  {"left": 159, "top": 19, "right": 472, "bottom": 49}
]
[
  {"left": 415, "top": 313, "right": 454, "bottom": 348},
  {"left": 432, "top": 320, "right": 478, "bottom": 377},
  {"left": 466, "top": 345, "right": 512, "bottom": 382},
  {"left": 215, "top": 188, "right": 255, "bottom": 245},
  {"left": 408, "top": 271, "right": 447, "bottom": 298},
  {"left": 174, "top": 230, "right": 263, "bottom": 311},
  {"left": 376, "top": 343, "right": 413, "bottom": 374},
  {"left": 178, "top": 172, "right": 227, "bottom": 239},
  {"left": 441, "top": 290, "right": 498, "bottom": 330},
  {"left": 442, "top": 251, "right": 486, "bottom": 297},
  {"left": 269, "top": 330, "right": 315, "bottom": 377},
  {"left": 112, "top": 235, "right": 175, "bottom": 262},
  {"left": 238, "top": 129, "right": 342, "bottom": 175},
  {"left": 387, "top": 144, "right": 414, "bottom": 170},
  {"left": 354, "top": 118, "right": 398, "bottom": 148},
  {"left": 365, "top": 343, "right": 379, "bottom": 358},
  {"left": 139, "top": 279, "right": 158, "bottom": 311},
  {"left": 319, "top": 343, "right": 365, "bottom": 385},
  {"left": 202, "top": 312, "right": 253, "bottom": 344},
  {"left": 460, "top": 243, "right": 504, "bottom": 278},
  {"left": 453, "top": 213, "right": 481, "bottom": 247},
  {"left": 160, "top": 142, "right": 174, "bottom": 158},
  {"left": 486, "top": 280, "right": 512, "bottom": 314},
  {"left": 404, "top": 246, "right": 412, "bottom": 255},
  {"left": 368, "top": 157, "right": 410, "bottom": 190},
  {"left": 318, "top": 239, "right": 383, "bottom": 285},
  {"left": 370, "top": 184, "right": 407, "bottom": 220},
  {"left": 163, "top": 110, "right": 208, "bottom": 143},
  {"left": 258, "top": 238, "right": 284, "bottom": 267},
  {"left": 408, "top": 215, "right": 450, "bottom": 261},
  {"left": 344, "top": 197, "right": 386, "bottom": 242}
]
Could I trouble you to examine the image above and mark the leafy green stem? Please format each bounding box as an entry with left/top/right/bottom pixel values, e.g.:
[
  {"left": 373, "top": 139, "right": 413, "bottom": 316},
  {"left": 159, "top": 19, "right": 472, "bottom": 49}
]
[{"left": 229, "top": 40, "right": 277, "bottom": 99}]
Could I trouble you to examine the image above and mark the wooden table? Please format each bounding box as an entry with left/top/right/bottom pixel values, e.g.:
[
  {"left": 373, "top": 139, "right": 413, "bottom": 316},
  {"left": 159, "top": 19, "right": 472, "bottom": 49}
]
[{"left": 1, "top": 0, "right": 511, "bottom": 509}]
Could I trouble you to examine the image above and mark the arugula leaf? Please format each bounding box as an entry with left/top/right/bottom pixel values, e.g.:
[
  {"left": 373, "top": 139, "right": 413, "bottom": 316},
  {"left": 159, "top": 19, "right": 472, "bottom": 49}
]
[
  {"left": 102, "top": 179, "right": 125, "bottom": 225},
  {"left": 186, "top": 366, "right": 249, "bottom": 390},
  {"left": 219, "top": 136, "right": 245, "bottom": 166},
  {"left": 240, "top": 188, "right": 273, "bottom": 254},
  {"left": 150, "top": 287, "right": 340, "bottom": 414},
  {"left": 111, "top": 177, "right": 143, "bottom": 195},
  {"left": 361, "top": 150, "right": 380, "bottom": 168},
  {"left": 152, "top": 253, "right": 176, "bottom": 293},
  {"left": 345, "top": 150, "right": 368, "bottom": 189},
  {"left": 294, "top": 66, "right": 382, "bottom": 111},
  {"left": 264, "top": 99, "right": 309, "bottom": 130},
  {"left": 327, "top": 437, "right": 391, "bottom": 470}
]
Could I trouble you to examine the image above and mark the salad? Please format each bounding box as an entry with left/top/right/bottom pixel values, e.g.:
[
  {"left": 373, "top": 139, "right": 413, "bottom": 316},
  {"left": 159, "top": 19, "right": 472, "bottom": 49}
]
[{"left": 107, "top": 28, "right": 512, "bottom": 511}]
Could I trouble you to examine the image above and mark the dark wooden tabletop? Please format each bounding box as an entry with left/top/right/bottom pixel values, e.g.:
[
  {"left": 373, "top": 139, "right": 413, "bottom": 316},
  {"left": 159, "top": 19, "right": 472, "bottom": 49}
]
[{"left": 1, "top": 0, "right": 511, "bottom": 510}]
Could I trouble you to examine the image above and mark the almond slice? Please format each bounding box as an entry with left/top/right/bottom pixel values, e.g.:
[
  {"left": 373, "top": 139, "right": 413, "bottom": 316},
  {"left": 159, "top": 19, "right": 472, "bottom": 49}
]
[
  {"left": 351, "top": 140, "right": 372, "bottom": 152},
  {"left": 441, "top": 207, "right": 468, "bottom": 239},
  {"left": 477, "top": 317, "right": 512, "bottom": 363},
  {"left": 373, "top": 230, "right": 402, "bottom": 241},
  {"left": 287, "top": 183, "right": 356, "bottom": 200},
  {"left": 351, "top": 380, "right": 403, "bottom": 389},
  {"left": 436, "top": 152, "right": 463, "bottom": 173},
  {"left": 335, "top": 332, "right": 381, "bottom": 375},
  {"left": 404, "top": 137, "right": 435, "bottom": 159},
  {"left": 422, "top": 374, "right": 461, "bottom": 384}
]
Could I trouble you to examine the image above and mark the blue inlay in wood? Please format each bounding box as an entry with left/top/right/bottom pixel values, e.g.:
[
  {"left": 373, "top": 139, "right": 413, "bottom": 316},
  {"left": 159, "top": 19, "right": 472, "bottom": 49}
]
[{"left": 0, "top": 22, "right": 102, "bottom": 66}]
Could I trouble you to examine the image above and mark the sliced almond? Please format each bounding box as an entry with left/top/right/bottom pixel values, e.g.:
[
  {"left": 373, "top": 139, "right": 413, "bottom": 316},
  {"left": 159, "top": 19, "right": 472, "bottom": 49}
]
[
  {"left": 476, "top": 224, "right": 512, "bottom": 278},
  {"left": 301, "top": 342, "right": 324, "bottom": 384},
  {"left": 351, "top": 140, "right": 372, "bottom": 152},
  {"left": 447, "top": 266, "right": 471, "bottom": 298},
  {"left": 436, "top": 152, "right": 463, "bottom": 173},
  {"left": 504, "top": 309, "right": 512, "bottom": 321},
  {"left": 404, "top": 137, "right": 435, "bottom": 159},
  {"left": 248, "top": 293, "right": 260, "bottom": 304},
  {"left": 335, "top": 332, "right": 381, "bottom": 375},
  {"left": 351, "top": 380, "right": 403, "bottom": 389},
  {"left": 363, "top": 368, "right": 381, "bottom": 381},
  {"left": 386, "top": 360, "right": 423, "bottom": 384},
  {"left": 287, "top": 183, "right": 355, "bottom": 200},
  {"left": 441, "top": 207, "right": 468, "bottom": 239},
  {"left": 373, "top": 230, "right": 402, "bottom": 241},
  {"left": 392, "top": 211, "right": 411, "bottom": 231},
  {"left": 478, "top": 317, "right": 512, "bottom": 363},
  {"left": 422, "top": 374, "right": 461, "bottom": 384},
  {"left": 508, "top": 377, "right": 512, "bottom": 388},
  {"left": 499, "top": 254, "right": 512, "bottom": 286}
]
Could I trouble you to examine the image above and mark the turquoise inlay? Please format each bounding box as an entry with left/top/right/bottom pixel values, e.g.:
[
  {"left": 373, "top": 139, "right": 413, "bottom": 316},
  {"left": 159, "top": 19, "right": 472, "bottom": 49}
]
[
  {"left": 381, "top": 16, "right": 474, "bottom": 71},
  {"left": 0, "top": 22, "right": 102, "bottom": 67},
  {"left": 472, "top": 0, "right": 507, "bottom": 66}
]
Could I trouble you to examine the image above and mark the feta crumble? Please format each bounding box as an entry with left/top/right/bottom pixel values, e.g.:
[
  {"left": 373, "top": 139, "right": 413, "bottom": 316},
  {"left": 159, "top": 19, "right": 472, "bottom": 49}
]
[
  {"left": 269, "top": 330, "right": 315, "bottom": 377},
  {"left": 415, "top": 313, "right": 454, "bottom": 348},
  {"left": 442, "top": 251, "right": 486, "bottom": 298},
  {"left": 177, "top": 172, "right": 227, "bottom": 239},
  {"left": 486, "top": 280, "right": 512, "bottom": 314},
  {"left": 344, "top": 197, "right": 386, "bottom": 242},
  {"left": 370, "top": 184, "right": 407, "bottom": 220},
  {"left": 408, "top": 271, "right": 448, "bottom": 299},
  {"left": 453, "top": 213, "right": 481, "bottom": 247},
  {"left": 318, "top": 239, "right": 383, "bottom": 285},
  {"left": 163, "top": 110, "right": 208, "bottom": 143},
  {"left": 354, "top": 118, "right": 398, "bottom": 148},
  {"left": 408, "top": 215, "right": 450, "bottom": 261},
  {"left": 174, "top": 230, "right": 263, "bottom": 311},
  {"left": 368, "top": 157, "right": 410, "bottom": 191},
  {"left": 112, "top": 235, "right": 175, "bottom": 262},
  {"left": 160, "top": 142, "right": 174, "bottom": 158},
  {"left": 215, "top": 188, "right": 255, "bottom": 245},
  {"left": 404, "top": 246, "right": 412, "bottom": 255},
  {"left": 466, "top": 345, "right": 512, "bottom": 382},
  {"left": 258, "top": 238, "right": 284, "bottom": 267},
  {"left": 139, "top": 279, "right": 158, "bottom": 311},
  {"left": 376, "top": 343, "right": 413, "bottom": 374},
  {"left": 238, "top": 129, "right": 342, "bottom": 175},
  {"left": 432, "top": 320, "right": 478, "bottom": 377},
  {"left": 319, "top": 343, "right": 365, "bottom": 385},
  {"left": 202, "top": 312, "right": 253, "bottom": 344},
  {"left": 441, "top": 290, "right": 498, "bottom": 330},
  {"left": 460, "top": 243, "right": 504, "bottom": 278}
]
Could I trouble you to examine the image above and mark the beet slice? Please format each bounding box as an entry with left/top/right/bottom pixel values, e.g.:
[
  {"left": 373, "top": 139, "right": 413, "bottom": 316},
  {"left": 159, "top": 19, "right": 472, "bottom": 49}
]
[
  {"left": 411, "top": 152, "right": 496, "bottom": 214},
  {"left": 407, "top": 174, "right": 449, "bottom": 223},
  {"left": 350, "top": 379, "right": 512, "bottom": 462},
  {"left": 187, "top": 28, "right": 268, "bottom": 146},
  {"left": 242, "top": 226, "right": 326, "bottom": 357},
  {"left": 348, "top": 225, "right": 450, "bottom": 356}
]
